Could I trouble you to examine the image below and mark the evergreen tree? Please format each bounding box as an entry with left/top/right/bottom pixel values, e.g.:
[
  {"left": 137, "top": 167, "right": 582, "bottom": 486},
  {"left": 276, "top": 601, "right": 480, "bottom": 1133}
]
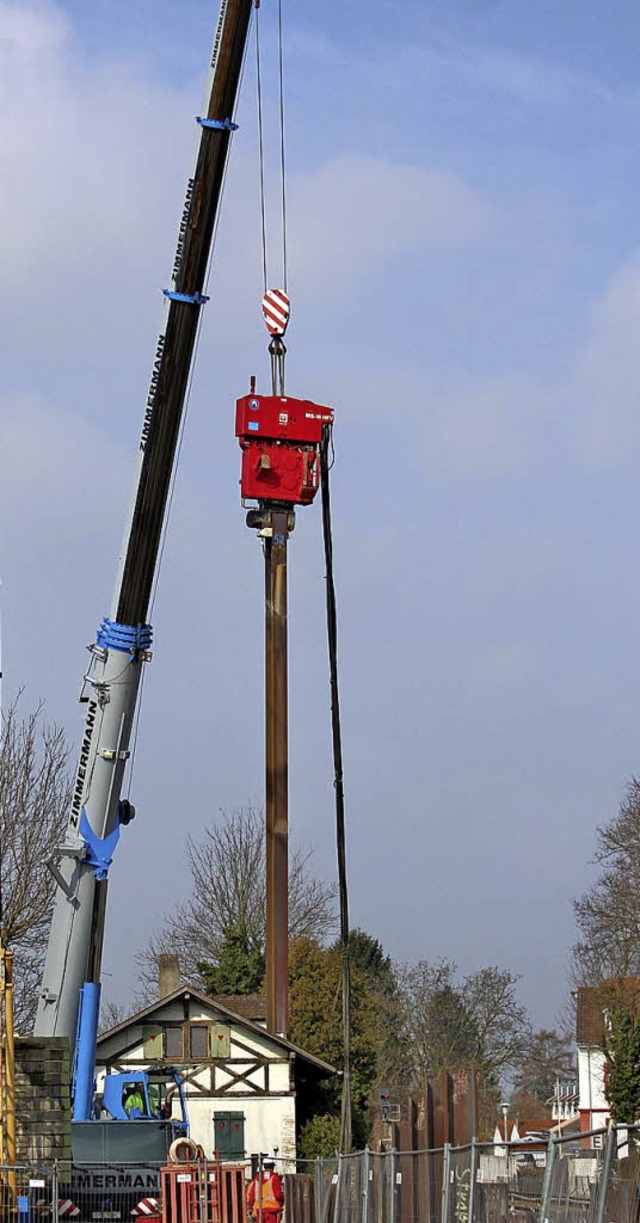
[
  {"left": 289, "top": 937, "right": 380, "bottom": 1150},
  {"left": 604, "top": 987, "right": 640, "bottom": 1124},
  {"left": 198, "top": 923, "right": 265, "bottom": 996}
]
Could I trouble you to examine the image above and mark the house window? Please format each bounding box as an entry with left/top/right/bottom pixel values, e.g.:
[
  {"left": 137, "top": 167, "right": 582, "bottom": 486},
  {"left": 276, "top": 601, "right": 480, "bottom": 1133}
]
[
  {"left": 164, "top": 1026, "right": 183, "bottom": 1059},
  {"left": 214, "top": 1111, "right": 245, "bottom": 1161},
  {"left": 142, "top": 1025, "right": 164, "bottom": 1059},
  {"left": 190, "top": 1025, "right": 209, "bottom": 1059},
  {"left": 210, "top": 1023, "right": 230, "bottom": 1058}
]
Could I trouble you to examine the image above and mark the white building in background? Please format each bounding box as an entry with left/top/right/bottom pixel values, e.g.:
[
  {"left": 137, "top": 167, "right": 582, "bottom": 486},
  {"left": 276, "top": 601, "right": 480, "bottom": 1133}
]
[
  {"left": 573, "top": 982, "right": 640, "bottom": 1136},
  {"left": 96, "top": 978, "right": 334, "bottom": 1169},
  {"left": 548, "top": 1080, "right": 579, "bottom": 1123}
]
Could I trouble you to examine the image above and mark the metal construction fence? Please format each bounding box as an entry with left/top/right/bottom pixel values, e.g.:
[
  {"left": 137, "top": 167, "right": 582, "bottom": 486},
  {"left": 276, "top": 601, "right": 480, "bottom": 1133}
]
[
  {"left": 4, "top": 1127, "right": 640, "bottom": 1223},
  {"left": 0, "top": 1161, "right": 165, "bottom": 1222},
  {"left": 289, "top": 1124, "right": 640, "bottom": 1223}
]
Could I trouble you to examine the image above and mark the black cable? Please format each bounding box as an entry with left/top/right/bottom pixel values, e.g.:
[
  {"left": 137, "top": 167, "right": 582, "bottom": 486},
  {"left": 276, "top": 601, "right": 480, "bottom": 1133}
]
[
  {"left": 320, "top": 423, "right": 352, "bottom": 1155},
  {"left": 255, "top": 3, "right": 269, "bottom": 294},
  {"left": 277, "top": 0, "right": 288, "bottom": 295}
]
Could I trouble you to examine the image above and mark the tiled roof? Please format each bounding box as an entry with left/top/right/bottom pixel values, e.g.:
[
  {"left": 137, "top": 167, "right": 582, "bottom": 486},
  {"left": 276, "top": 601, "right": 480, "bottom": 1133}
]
[
  {"left": 210, "top": 994, "right": 266, "bottom": 1022},
  {"left": 518, "top": 1118, "right": 553, "bottom": 1136},
  {"left": 576, "top": 979, "right": 640, "bottom": 1046}
]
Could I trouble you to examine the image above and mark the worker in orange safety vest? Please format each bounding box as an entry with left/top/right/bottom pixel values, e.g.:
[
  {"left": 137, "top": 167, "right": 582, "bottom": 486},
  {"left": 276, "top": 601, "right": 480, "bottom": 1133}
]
[{"left": 247, "top": 1159, "right": 284, "bottom": 1223}]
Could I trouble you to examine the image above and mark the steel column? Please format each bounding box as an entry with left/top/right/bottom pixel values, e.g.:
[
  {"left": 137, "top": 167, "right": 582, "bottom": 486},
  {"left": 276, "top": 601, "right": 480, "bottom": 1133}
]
[{"left": 265, "top": 508, "right": 289, "bottom": 1035}]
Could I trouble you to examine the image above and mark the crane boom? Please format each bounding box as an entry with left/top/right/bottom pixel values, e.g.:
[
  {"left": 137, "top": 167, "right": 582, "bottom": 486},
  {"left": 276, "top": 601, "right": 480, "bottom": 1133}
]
[{"left": 35, "top": 0, "right": 254, "bottom": 1042}]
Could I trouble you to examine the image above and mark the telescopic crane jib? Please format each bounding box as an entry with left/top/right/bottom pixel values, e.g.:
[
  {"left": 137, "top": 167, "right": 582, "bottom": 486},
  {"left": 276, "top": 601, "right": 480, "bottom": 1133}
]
[{"left": 35, "top": 0, "right": 254, "bottom": 1075}]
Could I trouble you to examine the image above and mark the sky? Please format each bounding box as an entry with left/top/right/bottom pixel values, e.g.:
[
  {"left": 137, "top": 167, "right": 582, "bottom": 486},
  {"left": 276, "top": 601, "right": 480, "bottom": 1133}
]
[{"left": 3, "top": 0, "right": 640, "bottom": 1035}]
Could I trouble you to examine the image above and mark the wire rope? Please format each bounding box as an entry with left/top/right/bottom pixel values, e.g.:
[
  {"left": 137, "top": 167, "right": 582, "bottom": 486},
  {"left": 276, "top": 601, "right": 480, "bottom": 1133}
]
[
  {"left": 320, "top": 424, "right": 352, "bottom": 1155},
  {"left": 277, "top": 0, "right": 288, "bottom": 294},
  {"left": 254, "top": 0, "right": 289, "bottom": 298},
  {"left": 255, "top": 2, "right": 269, "bottom": 295}
]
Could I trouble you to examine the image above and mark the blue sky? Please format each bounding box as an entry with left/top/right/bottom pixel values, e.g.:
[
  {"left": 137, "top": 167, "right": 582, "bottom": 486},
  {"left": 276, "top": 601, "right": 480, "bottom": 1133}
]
[{"left": 3, "top": 0, "right": 640, "bottom": 1036}]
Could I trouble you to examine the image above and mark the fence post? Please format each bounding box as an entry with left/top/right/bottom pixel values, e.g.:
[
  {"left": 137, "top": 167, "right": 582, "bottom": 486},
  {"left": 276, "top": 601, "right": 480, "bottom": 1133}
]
[
  {"left": 332, "top": 1154, "right": 343, "bottom": 1223},
  {"left": 389, "top": 1149, "right": 397, "bottom": 1223},
  {"left": 316, "top": 1157, "right": 324, "bottom": 1223},
  {"left": 467, "top": 1139, "right": 477, "bottom": 1223},
  {"left": 538, "top": 1134, "right": 556, "bottom": 1223},
  {"left": 361, "top": 1148, "right": 371, "bottom": 1223},
  {"left": 52, "top": 1159, "right": 59, "bottom": 1223},
  {"left": 441, "top": 1144, "right": 451, "bottom": 1223},
  {"left": 594, "top": 1123, "right": 617, "bottom": 1223}
]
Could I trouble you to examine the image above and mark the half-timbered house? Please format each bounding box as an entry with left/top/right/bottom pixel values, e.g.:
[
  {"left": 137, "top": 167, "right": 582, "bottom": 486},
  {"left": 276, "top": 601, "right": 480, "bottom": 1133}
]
[{"left": 95, "top": 984, "right": 334, "bottom": 1168}]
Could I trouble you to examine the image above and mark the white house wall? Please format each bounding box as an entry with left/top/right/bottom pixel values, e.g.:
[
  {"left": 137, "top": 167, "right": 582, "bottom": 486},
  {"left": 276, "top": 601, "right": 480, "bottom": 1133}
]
[
  {"left": 190, "top": 1093, "right": 296, "bottom": 1168},
  {"left": 577, "top": 1045, "right": 608, "bottom": 1130}
]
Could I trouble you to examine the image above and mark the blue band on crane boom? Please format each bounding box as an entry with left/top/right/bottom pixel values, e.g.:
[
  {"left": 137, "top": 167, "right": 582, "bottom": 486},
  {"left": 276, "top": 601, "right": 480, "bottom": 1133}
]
[
  {"left": 197, "top": 116, "right": 238, "bottom": 131},
  {"left": 163, "top": 289, "right": 210, "bottom": 305},
  {"left": 96, "top": 617, "right": 153, "bottom": 654}
]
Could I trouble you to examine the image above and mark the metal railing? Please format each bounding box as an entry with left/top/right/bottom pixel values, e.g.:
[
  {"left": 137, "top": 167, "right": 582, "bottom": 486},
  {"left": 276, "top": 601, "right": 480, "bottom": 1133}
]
[
  {"left": 288, "top": 1124, "right": 640, "bottom": 1223},
  {"left": 0, "top": 1160, "right": 164, "bottom": 1222},
  {"left": 5, "top": 1126, "right": 640, "bottom": 1223}
]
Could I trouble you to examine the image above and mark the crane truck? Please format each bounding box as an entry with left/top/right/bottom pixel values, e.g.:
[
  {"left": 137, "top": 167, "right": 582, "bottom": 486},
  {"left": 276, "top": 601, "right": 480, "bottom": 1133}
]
[{"left": 32, "top": 0, "right": 254, "bottom": 1179}]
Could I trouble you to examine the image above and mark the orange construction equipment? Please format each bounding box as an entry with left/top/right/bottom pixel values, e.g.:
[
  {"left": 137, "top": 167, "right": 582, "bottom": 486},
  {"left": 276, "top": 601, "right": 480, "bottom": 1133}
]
[
  {"left": 161, "top": 1163, "right": 201, "bottom": 1223},
  {"left": 161, "top": 1161, "right": 246, "bottom": 1223}
]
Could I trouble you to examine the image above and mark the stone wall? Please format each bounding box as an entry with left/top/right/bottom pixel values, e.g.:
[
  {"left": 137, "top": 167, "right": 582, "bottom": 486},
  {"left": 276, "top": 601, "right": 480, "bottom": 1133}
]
[{"left": 14, "top": 1036, "right": 72, "bottom": 1165}]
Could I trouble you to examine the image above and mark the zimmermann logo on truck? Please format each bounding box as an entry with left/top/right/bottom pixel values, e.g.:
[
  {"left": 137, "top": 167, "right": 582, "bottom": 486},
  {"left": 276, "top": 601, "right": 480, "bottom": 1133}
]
[
  {"left": 74, "top": 1172, "right": 159, "bottom": 1190},
  {"left": 70, "top": 701, "right": 97, "bottom": 828}
]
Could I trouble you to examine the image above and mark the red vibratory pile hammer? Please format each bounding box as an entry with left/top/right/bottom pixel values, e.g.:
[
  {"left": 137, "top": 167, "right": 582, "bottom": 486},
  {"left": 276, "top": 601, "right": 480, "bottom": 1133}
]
[{"left": 235, "top": 390, "right": 333, "bottom": 506}]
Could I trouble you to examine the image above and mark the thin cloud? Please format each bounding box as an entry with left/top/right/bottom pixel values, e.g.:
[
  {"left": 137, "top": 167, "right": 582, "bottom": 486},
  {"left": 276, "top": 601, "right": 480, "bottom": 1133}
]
[{"left": 289, "top": 155, "right": 493, "bottom": 298}]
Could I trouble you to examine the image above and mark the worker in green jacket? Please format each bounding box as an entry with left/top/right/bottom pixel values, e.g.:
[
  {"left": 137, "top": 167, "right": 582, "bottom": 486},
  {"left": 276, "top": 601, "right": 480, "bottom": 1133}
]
[{"left": 123, "top": 1085, "right": 146, "bottom": 1117}]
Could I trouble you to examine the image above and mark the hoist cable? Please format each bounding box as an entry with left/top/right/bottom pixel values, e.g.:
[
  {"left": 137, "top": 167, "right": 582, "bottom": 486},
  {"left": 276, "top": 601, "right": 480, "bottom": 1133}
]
[
  {"left": 254, "top": 0, "right": 288, "bottom": 297},
  {"left": 277, "top": 0, "right": 288, "bottom": 294},
  {"left": 320, "top": 423, "right": 352, "bottom": 1155},
  {"left": 255, "top": 3, "right": 269, "bottom": 295}
]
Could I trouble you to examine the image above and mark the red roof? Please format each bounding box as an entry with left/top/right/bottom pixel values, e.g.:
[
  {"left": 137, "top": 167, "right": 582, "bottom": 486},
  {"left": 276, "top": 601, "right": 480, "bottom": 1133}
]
[{"left": 576, "top": 980, "right": 640, "bottom": 1046}]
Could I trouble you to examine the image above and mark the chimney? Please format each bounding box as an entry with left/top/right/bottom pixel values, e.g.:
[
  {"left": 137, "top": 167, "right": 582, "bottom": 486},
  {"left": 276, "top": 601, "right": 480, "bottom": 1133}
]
[{"left": 158, "top": 953, "right": 180, "bottom": 999}]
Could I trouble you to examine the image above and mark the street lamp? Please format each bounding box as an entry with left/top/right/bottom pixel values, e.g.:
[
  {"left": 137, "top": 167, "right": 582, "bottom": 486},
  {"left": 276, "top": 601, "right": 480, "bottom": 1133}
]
[{"left": 500, "top": 1101, "right": 509, "bottom": 1155}]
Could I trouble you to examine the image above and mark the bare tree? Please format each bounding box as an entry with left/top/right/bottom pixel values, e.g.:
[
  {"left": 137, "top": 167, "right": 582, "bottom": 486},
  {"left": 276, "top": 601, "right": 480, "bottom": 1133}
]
[
  {"left": 394, "top": 958, "right": 531, "bottom": 1097},
  {"left": 98, "top": 1000, "right": 131, "bottom": 1035},
  {"left": 0, "top": 696, "right": 72, "bottom": 1030},
  {"left": 135, "top": 806, "right": 337, "bottom": 1005},
  {"left": 512, "top": 1027, "right": 575, "bottom": 1108},
  {"left": 395, "top": 960, "right": 477, "bottom": 1086},
  {"left": 572, "top": 779, "right": 640, "bottom": 987},
  {"left": 464, "top": 965, "right": 531, "bottom": 1082}
]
